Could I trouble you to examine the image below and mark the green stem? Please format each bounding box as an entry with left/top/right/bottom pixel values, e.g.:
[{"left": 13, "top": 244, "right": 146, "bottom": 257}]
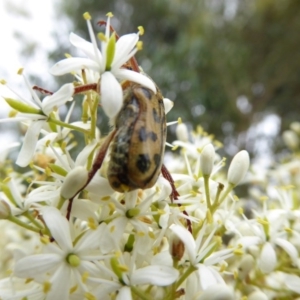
[
  {"left": 175, "top": 265, "right": 197, "bottom": 289},
  {"left": 57, "top": 196, "right": 66, "bottom": 210},
  {"left": 48, "top": 117, "right": 89, "bottom": 134},
  {"left": 89, "top": 94, "right": 99, "bottom": 140},
  {"left": 8, "top": 215, "right": 44, "bottom": 234},
  {"left": 211, "top": 184, "right": 234, "bottom": 214},
  {"left": 203, "top": 175, "right": 212, "bottom": 210},
  {"left": 23, "top": 211, "right": 43, "bottom": 229},
  {"left": 131, "top": 286, "right": 153, "bottom": 300}
]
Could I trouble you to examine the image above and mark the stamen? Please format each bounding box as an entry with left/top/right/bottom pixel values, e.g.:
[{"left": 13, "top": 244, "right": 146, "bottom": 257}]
[{"left": 83, "top": 12, "right": 91, "bottom": 20}]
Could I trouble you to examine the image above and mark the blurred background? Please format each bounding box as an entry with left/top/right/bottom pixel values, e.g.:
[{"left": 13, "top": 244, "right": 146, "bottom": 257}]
[{"left": 0, "top": 0, "right": 299, "bottom": 162}]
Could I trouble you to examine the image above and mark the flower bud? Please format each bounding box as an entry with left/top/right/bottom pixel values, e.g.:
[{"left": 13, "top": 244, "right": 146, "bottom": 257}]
[
  {"left": 198, "top": 284, "right": 234, "bottom": 300},
  {"left": 227, "top": 150, "right": 250, "bottom": 186},
  {"left": 176, "top": 122, "right": 189, "bottom": 142},
  {"left": 200, "top": 144, "right": 215, "bottom": 176},
  {"left": 282, "top": 130, "right": 299, "bottom": 150},
  {"left": 248, "top": 291, "right": 268, "bottom": 300},
  {"left": 290, "top": 122, "right": 300, "bottom": 134},
  {"left": 60, "top": 166, "right": 88, "bottom": 199},
  {"left": 0, "top": 200, "right": 11, "bottom": 219},
  {"left": 237, "top": 254, "right": 254, "bottom": 280},
  {"left": 169, "top": 233, "right": 185, "bottom": 261}
]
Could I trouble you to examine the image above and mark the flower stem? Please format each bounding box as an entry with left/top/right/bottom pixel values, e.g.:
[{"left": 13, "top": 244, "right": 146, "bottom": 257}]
[
  {"left": 211, "top": 184, "right": 234, "bottom": 214},
  {"left": 8, "top": 215, "right": 43, "bottom": 233},
  {"left": 23, "top": 211, "right": 43, "bottom": 229},
  {"left": 131, "top": 286, "right": 153, "bottom": 300},
  {"left": 48, "top": 117, "right": 90, "bottom": 134},
  {"left": 203, "top": 174, "right": 212, "bottom": 210},
  {"left": 175, "top": 265, "right": 197, "bottom": 289}
]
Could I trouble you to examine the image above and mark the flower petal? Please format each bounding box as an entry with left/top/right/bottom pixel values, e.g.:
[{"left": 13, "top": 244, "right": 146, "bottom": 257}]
[
  {"left": 16, "top": 120, "right": 44, "bottom": 167},
  {"left": 114, "top": 69, "right": 156, "bottom": 93},
  {"left": 259, "top": 242, "right": 276, "bottom": 273},
  {"left": 70, "top": 32, "right": 102, "bottom": 63},
  {"left": 42, "top": 84, "right": 74, "bottom": 115},
  {"left": 274, "top": 237, "right": 298, "bottom": 265},
  {"left": 50, "top": 57, "right": 100, "bottom": 76},
  {"left": 100, "top": 71, "right": 123, "bottom": 118},
  {"left": 42, "top": 207, "right": 73, "bottom": 252},
  {"left": 116, "top": 286, "right": 132, "bottom": 300},
  {"left": 112, "top": 33, "right": 139, "bottom": 70},
  {"left": 284, "top": 274, "right": 300, "bottom": 293},
  {"left": 131, "top": 265, "right": 179, "bottom": 286},
  {"left": 14, "top": 253, "right": 61, "bottom": 277},
  {"left": 47, "top": 264, "right": 70, "bottom": 300}
]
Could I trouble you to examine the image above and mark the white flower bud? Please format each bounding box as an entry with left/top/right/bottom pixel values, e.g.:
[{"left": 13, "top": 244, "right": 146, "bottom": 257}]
[
  {"left": 227, "top": 150, "right": 250, "bottom": 186},
  {"left": 198, "top": 284, "right": 234, "bottom": 300},
  {"left": 290, "top": 122, "right": 300, "bottom": 134},
  {"left": 248, "top": 291, "right": 268, "bottom": 300},
  {"left": 169, "top": 232, "right": 185, "bottom": 261},
  {"left": 0, "top": 200, "right": 11, "bottom": 219},
  {"left": 176, "top": 123, "right": 189, "bottom": 142},
  {"left": 200, "top": 144, "right": 215, "bottom": 176},
  {"left": 60, "top": 166, "right": 88, "bottom": 199},
  {"left": 237, "top": 254, "right": 254, "bottom": 280},
  {"left": 282, "top": 130, "right": 299, "bottom": 150}
]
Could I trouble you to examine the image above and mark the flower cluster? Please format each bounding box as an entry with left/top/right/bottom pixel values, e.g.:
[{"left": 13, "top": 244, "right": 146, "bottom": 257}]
[{"left": 0, "top": 11, "right": 299, "bottom": 300}]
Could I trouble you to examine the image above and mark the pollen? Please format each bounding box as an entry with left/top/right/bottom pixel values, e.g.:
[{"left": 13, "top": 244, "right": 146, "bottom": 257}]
[
  {"left": 3, "top": 177, "right": 11, "bottom": 183},
  {"left": 106, "top": 12, "right": 114, "bottom": 18},
  {"left": 136, "top": 41, "right": 143, "bottom": 50},
  {"left": 0, "top": 79, "right": 6, "bottom": 85},
  {"left": 233, "top": 248, "right": 244, "bottom": 255},
  {"left": 70, "top": 285, "right": 78, "bottom": 294},
  {"left": 88, "top": 217, "right": 97, "bottom": 230},
  {"left": 40, "top": 236, "right": 50, "bottom": 245},
  {"left": 43, "top": 281, "right": 52, "bottom": 293},
  {"left": 82, "top": 271, "right": 89, "bottom": 283},
  {"left": 138, "top": 26, "right": 144, "bottom": 35},
  {"left": 83, "top": 12, "right": 91, "bottom": 20},
  {"left": 85, "top": 292, "right": 96, "bottom": 300},
  {"left": 98, "top": 32, "right": 107, "bottom": 42},
  {"left": 17, "top": 68, "right": 24, "bottom": 75}
]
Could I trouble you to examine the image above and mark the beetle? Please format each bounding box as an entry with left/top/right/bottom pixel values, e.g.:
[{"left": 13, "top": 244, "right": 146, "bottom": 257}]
[{"left": 108, "top": 81, "right": 166, "bottom": 192}]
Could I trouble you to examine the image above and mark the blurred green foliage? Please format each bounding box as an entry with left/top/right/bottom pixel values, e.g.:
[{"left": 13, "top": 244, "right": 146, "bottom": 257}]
[{"left": 48, "top": 0, "right": 300, "bottom": 154}]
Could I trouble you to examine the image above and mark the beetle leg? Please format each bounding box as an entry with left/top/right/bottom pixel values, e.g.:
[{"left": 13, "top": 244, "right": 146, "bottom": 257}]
[
  {"left": 32, "top": 86, "right": 53, "bottom": 95},
  {"left": 66, "top": 129, "right": 117, "bottom": 220},
  {"left": 161, "top": 164, "right": 192, "bottom": 233},
  {"left": 161, "top": 164, "right": 180, "bottom": 201}
]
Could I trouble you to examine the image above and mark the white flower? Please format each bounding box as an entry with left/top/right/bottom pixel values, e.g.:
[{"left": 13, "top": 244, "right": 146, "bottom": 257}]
[
  {"left": 90, "top": 249, "right": 179, "bottom": 299},
  {"left": 1, "top": 74, "right": 74, "bottom": 167},
  {"left": 170, "top": 223, "right": 234, "bottom": 290},
  {"left": 14, "top": 207, "right": 107, "bottom": 300},
  {"left": 50, "top": 13, "right": 156, "bottom": 118}
]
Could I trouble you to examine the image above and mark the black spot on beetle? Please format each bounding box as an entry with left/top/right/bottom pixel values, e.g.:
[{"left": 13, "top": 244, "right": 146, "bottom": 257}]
[
  {"left": 149, "top": 131, "right": 158, "bottom": 141},
  {"left": 152, "top": 108, "right": 161, "bottom": 123},
  {"left": 136, "top": 154, "right": 151, "bottom": 173},
  {"left": 139, "top": 127, "right": 147, "bottom": 142},
  {"left": 153, "top": 153, "right": 161, "bottom": 167},
  {"left": 141, "top": 87, "right": 152, "bottom": 100}
]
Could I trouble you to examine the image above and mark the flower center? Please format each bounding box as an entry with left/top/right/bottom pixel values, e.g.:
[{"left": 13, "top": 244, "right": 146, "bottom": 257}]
[{"left": 66, "top": 253, "right": 81, "bottom": 267}]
